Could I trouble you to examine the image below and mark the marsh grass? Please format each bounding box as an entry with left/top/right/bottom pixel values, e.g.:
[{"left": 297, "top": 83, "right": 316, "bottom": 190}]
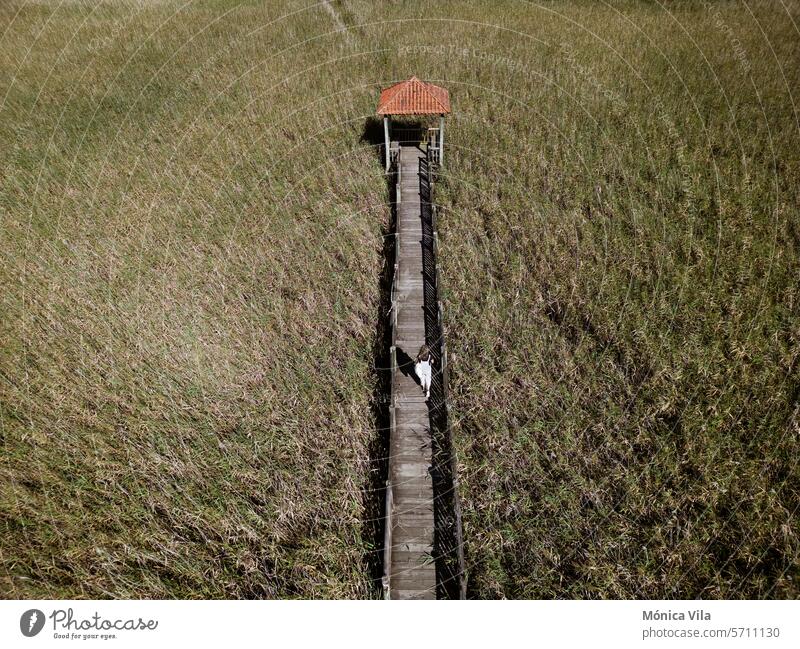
[
  {"left": 1, "top": 0, "right": 390, "bottom": 598},
  {"left": 2, "top": 0, "right": 798, "bottom": 599},
  {"left": 349, "top": 0, "right": 799, "bottom": 598}
]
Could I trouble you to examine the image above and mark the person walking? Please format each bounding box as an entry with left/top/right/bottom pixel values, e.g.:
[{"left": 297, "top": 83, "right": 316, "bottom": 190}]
[{"left": 415, "top": 344, "right": 435, "bottom": 400}]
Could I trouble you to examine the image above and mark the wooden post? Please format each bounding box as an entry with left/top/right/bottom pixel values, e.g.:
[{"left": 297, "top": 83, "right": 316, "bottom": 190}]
[
  {"left": 384, "top": 116, "right": 390, "bottom": 172},
  {"left": 439, "top": 114, "right": 445, "bottom": 166}
]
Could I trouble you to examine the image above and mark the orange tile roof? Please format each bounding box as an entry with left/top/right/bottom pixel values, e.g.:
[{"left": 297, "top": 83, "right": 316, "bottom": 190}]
[{"left": 376, "top": 76, "right": 451, "bottom": 116}]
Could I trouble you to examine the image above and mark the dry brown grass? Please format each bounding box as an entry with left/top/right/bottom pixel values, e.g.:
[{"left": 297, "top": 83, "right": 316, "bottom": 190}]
[{"left": 1, "top": 0, "right": 389, "bottom": 598}]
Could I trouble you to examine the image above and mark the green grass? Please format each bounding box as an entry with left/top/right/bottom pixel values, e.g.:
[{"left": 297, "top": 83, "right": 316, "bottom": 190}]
[{"left": 2, "top": 0, "right": 798, "bottom": 599}]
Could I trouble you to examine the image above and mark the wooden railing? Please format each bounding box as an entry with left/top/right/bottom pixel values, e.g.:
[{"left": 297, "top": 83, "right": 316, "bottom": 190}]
[
  {"left": 382, "top": 153, "right": 400, "bottom": 599},
  {"left": 424, "top": 148, "right": 466, "bottom": 599},
  {"left": 382, "top": 341, "right": 395, "bottom": 599},
  {"left": 426, "top": 127, "right": 441, "bottom": 165}
]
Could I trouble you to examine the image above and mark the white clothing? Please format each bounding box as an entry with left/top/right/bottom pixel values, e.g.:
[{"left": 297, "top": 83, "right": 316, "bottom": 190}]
[{"left": 415, "top": 359, "right": 432, "bottom": 398}]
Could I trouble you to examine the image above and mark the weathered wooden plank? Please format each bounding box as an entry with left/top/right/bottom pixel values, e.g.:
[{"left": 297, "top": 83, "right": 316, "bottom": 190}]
[
  {"left": 390, "top": 577, "right": 434, "bottom": 590},
  {"left": 393, "top": 569, "right": 436, "bottom": 583},
  {"left": 391, "top": 590, "right": 435, "bottom": 601}
]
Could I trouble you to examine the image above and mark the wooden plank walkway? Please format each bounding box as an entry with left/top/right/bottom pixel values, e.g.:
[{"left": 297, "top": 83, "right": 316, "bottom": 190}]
[{"left": 387, "top": 145, "right": 436, "bottom": 599}]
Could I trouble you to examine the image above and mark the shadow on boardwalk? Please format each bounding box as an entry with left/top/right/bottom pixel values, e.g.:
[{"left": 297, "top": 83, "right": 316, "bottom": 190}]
[
  {"left": 395, "top": 347, "right": 421, "bottom": 385},
  {"left": 418, "top": 155, "right": 464, "bottom": 600}
]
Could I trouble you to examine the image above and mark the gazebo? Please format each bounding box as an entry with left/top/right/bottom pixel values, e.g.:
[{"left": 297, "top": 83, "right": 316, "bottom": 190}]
[{"left": 376, "top": 76, "right": 451, "bottom": 171}]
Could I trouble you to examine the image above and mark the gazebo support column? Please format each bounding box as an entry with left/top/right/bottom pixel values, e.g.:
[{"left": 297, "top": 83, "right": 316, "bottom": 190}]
[
  {"left": 384, "top": 116, "right": 391, "bottom": 172},
  {"left": 439, "top": 114, "right": 445, "bottom": 166}
]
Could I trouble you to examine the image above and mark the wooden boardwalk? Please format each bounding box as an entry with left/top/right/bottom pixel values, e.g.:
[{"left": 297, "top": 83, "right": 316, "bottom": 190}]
[{"left": 385, "top": 145, "right": 436, "bottom": 599}]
